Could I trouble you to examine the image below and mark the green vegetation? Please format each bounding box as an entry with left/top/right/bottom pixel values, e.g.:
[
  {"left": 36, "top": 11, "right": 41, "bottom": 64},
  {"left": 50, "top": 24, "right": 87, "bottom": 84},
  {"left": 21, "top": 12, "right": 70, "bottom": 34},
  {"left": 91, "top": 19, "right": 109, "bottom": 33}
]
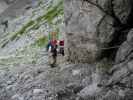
[
  {"left": 13, "top": 0, "right": 63, "bottom": 39},
  {"left": 31, "top": 23, "right": 40, "bottom": 30},
  {"left": 0, "top": 20, "right": 35, "bottom": 48},
  {"left": 36, "top": 0, "right": 63, "bottom": 24},
  {"left": 0, "top": 0, "right": 64, "bottom": 66},
  {"left": 1, "top": 40, "right": 9, "bottom": 48},
  {"left": 0, "top": 0, "right": 63, "bottom": 48},
  {"left": 33, "top": 36, "right": 48, "bottom": 47},
  {"left": 11, "top": 20, "right": 35, "bottom": 40}
]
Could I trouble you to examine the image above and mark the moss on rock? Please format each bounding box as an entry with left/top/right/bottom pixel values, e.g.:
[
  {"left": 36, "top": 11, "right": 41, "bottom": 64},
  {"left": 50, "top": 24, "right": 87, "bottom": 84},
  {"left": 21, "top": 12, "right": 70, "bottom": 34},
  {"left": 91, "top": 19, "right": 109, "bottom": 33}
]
[{"left": 33, "top": 36, "right": 48, "bottom": 47}]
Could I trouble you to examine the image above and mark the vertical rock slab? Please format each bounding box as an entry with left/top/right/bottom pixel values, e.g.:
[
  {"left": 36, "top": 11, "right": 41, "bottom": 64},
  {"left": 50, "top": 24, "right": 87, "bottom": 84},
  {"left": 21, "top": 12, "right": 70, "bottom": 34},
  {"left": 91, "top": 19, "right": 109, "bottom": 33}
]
[
  {"left": 64, "top": 0, "right": 102, "bottom": 63},
  {"left": 64, "top": 0, "right": 115, "bottom": 63}
]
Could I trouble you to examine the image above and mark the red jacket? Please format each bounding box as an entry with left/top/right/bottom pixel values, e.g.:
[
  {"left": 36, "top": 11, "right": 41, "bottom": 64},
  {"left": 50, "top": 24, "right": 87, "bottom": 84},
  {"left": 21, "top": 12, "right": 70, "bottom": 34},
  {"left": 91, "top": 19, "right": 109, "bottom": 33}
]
[
  {"left": 59, "top": 40, "right": 64, "bottom": 46},
  {"left": 51, "top": 40, "right": 57, "bottom": 46}
]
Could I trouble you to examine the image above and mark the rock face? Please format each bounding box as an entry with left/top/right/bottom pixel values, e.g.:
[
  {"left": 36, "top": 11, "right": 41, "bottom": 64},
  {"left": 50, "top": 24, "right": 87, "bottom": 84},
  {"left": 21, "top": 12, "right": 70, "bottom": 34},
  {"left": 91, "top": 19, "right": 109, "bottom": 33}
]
[
  {"left": 0, "top": 0, "right": 18, "bottom": 14},
  {"left": 113, "top": 0, "right": 133, "bottom": 25},
  {"left": 0, "top": 0, "right": 32, "bottom": 18},
  {"left": 64, "top": 0, "right": 103, "bottom": 63},
  {"left": 64, "top": 0, "right": 133, "bottom": 63},
  {"left": 64, "top": 0, "right": 133, "bottom": 99},
  {"left": 1, "top": 0, "right": 133, "bottom": 99},
  {"left": 0, "top": 0, "right": 64, "bottom": 65},
  {"left": 64, "top": 0, "right": 111, "bottom": 63},
  {"left": 76, "top": 23, "right": 133, "bottom": 100},
  {"left": 115, "top": 29, "right": 133, "bottom": 63},
  {"left": 0, "top": 0, "right": 9, "bottom": 14},
  {"left": 97, "top": 28, "right": 133, "bottom": 100}
]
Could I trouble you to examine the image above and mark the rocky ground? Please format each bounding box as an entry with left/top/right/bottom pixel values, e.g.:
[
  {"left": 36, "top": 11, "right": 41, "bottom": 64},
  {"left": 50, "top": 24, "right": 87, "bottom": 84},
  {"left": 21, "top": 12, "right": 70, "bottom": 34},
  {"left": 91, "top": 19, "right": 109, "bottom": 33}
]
[
  {"left": 0, "top": 52, "right": 96, "bottom": 100},
  {"left": 1, "top": 51, "right": 133, "bottom": 100}
]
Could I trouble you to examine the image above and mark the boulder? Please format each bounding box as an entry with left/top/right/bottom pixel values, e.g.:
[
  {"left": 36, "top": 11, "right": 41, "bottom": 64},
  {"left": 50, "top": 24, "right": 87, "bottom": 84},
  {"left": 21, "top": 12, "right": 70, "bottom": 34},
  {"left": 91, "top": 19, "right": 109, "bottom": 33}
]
[{"left": 64, "top": 0, "right": 116, "bottom": 63}]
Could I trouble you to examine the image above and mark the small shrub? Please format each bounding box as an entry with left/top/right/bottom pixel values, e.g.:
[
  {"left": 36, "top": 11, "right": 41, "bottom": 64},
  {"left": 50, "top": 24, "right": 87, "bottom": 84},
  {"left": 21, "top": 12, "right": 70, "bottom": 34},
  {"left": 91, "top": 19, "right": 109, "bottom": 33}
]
[{"left": 34, "top": 36, "right": 48, "bottom": 47}]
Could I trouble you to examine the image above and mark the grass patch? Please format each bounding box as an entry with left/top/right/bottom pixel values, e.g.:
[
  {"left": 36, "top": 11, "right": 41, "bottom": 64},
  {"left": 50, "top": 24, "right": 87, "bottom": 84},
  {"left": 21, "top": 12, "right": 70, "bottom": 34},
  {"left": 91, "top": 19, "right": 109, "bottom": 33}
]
[
  {"left": 30, "top": 22, "right": 41, "bottom": 30},
  {"left": 11, "top": 20, "right": 35, "bottom": 40},
  {"left": 1, "top": 40, "right": 9, "bottom": 48},
  {"left": 0, "top": 0, "right": 63, "bottom": 48},
  {"left": 36, "top": 0, "right": 63, "bottom": 23},
  {"left": 9, "top": 0, "right": 63, "bottom": 41},
  {"left": 33, "top": 36, "right": 48, "bottom": 47}
]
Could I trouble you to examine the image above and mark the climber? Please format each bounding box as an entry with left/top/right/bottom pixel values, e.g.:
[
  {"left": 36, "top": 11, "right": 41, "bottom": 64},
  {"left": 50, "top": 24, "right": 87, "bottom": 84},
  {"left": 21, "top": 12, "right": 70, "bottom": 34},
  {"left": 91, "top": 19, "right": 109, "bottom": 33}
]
[
  {"left": 50, "top": 39, "right": 57, "bottom": 68},
  {"left": 47, "top": 32, "right": 56, "bottom": 52},
  {"left": 59, "top": 40, "right": 64, "bottom": 56}
]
